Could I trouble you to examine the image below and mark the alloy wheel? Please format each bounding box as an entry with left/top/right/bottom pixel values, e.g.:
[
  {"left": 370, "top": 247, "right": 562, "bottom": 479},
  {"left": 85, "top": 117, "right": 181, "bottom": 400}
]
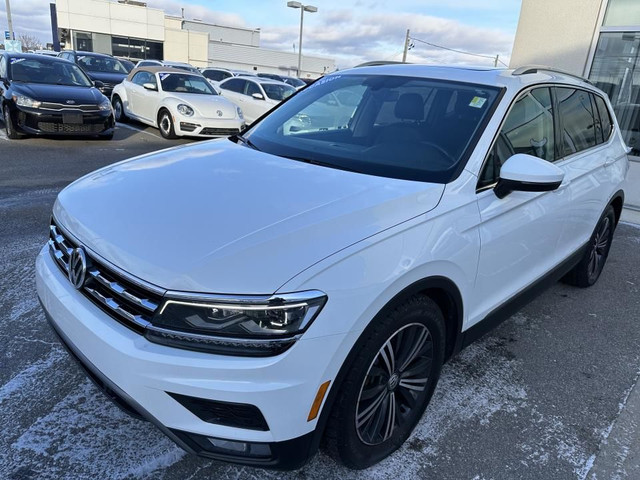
[
  {"left": 114, "top": 100, "right": 123, "bottom": 121},
  {"left": 160, "top": 114, "right": 171, "bottom": 135},
  {"left": 587, "top": 216, "right": 611, "bottom": 281},
  {"left": 355, "top": 323, "right": 433, "bottom": 445}
]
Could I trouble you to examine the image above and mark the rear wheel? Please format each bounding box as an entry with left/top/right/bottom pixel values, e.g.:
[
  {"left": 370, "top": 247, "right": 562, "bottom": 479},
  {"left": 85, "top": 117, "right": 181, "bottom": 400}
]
[
  {"left": 323, "top": 295, "right": 445, "bottom": 469},
  {"left": 3, "top": 105, "right": 23, "bottom": 139},
  {"left": 158, "top": 109, "right": 177, "bottom": 139},
  {"left": 562, "top": 205, "right": 615, "bottom": 288},
  {"left": 112, "top": 96, "right": 127, "bottom": 123}
]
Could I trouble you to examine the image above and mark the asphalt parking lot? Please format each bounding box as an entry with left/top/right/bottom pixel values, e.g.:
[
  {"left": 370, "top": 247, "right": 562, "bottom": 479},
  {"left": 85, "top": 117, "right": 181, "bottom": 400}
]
[{"left": 1, "top": 123, "right": 640, "bottom": 480}]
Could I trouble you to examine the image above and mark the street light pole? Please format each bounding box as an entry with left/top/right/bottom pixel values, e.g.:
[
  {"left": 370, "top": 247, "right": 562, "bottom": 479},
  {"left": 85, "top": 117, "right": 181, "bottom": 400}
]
[
  {"left": 5, "top": 0, "right": 14, "bottom": 40},
  {"left": 287, "top": 1, "right": 317, "bottom": 77}
]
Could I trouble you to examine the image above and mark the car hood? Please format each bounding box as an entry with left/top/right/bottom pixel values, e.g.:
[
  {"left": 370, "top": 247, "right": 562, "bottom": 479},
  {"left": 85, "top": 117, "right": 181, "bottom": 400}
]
[
  {"left": 169, "top": 93, "right": 238, "bottom": 119},
  {"left": 85, "top": 71, "right": 127, "bottom": 85},
  {"left": 54, "top": 141, "right": 444, "bottom": 294},
  {"left": 11, "top": 83, "right": 104, "bottom": 104}
]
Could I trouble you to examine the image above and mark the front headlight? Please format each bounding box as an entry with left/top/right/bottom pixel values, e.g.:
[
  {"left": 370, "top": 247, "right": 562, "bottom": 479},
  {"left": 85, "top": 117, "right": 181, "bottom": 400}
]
[
  {"left": 13, "top": 94, "right": 41, "bottom": 109},
  {"left": 236, "top": 106, "right": 244, "bottom": 119},
  {"left": 177, "top": 104, "right": 194, "bottom": 116},
  {"left": 145, "top": 290, "right": 327, "bottom": 356},
  {"left": 98, "top": 98, "right": 111, "bottom": 111}
]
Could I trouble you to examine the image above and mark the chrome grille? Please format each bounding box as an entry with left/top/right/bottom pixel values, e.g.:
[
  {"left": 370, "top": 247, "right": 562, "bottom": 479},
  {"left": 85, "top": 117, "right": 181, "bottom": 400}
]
[{"left": 48, "top": 220, "right": 164, "bottom": 333}]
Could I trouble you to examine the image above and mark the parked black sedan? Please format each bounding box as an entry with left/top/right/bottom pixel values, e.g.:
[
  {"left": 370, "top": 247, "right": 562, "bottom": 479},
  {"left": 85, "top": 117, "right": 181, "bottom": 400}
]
[
  {"left": 58, "top": 51, "right": 128, "bottom": 97},
  {"left": 0, "top": 52, "right": 115, "bottom": 139}
]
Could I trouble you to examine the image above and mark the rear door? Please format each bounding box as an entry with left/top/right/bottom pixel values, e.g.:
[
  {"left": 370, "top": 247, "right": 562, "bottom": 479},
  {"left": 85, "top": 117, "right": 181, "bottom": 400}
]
[
  {"left": 553, "top": 87, "right": 625, "bottom": 253},
  {"left": 471, "top": 86, "right": 568, "bottom": 326}
]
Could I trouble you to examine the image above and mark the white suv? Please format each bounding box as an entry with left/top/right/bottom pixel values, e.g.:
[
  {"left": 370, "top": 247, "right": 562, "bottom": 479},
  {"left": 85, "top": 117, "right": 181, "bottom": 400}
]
[{"left": 36, "top": 65, "right": 628, "bottom": 470}]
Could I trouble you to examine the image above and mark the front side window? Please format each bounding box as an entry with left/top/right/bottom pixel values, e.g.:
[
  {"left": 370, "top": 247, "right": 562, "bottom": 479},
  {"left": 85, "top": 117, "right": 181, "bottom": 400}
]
[
  {"left": 131, "top": 71, "right": 152, "bottom": 86},
  {"left": 478, "top": 87, "right": 555, "bottom": 189},
  {"left": 261, "top": 83, "right": 296, "bottom": 101},
  {"left": 159, "top": 73, "right": 215, "bottom": 95},
  {"left": 244, "top": 74, "right": 501, "bottom": 184},
  {"left": 556, "top": 87, "right": 597, "bottom": 156},
  {"left": 246, "top": 81, "right": 261, "bottom": 97}
]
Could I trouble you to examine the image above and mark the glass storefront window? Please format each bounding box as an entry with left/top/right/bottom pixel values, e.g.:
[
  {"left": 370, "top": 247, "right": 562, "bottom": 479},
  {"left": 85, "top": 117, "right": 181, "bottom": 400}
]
[
  {"left": 589, "top": 31, "right": 640, "bottom": 156},
  {"left": 603, "top": 0, "right": 640, "bottom": 27},
  {"left": 73, "top": 31, "right": 93, "bottom": 52}
]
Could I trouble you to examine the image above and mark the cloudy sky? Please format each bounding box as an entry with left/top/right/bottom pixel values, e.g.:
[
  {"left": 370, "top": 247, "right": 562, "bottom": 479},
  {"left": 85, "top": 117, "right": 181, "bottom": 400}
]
[{"left": 1, "top": 0, "right": 522, "bottom": 69}]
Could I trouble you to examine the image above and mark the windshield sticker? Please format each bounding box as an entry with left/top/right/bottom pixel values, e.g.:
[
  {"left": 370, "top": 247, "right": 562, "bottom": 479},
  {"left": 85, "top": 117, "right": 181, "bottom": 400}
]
[
  {"left": 311, "top": 75, "right": 341, "bottom": 88},
  {"left": 159, "top": 73, "right": 171, "bottom": 81},
  {"left": 10, "top": 58, "right": 25, "bottom": 64},
  {"left": 469, "top": 96, "right": 487, "bottom": 108}
]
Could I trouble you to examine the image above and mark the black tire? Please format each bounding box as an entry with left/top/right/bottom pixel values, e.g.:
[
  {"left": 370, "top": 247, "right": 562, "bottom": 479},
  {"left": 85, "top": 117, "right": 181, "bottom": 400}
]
[
  {"left": 112, "top": 96, "right": 127, "bottom": 123},
  {"left": 562, "top": 205, "right": 616, "bottom": 288},
  {"left": 3, "top": 104, "right": 23, "bottom": 139},
  {"left": 157, "top": 109, "right": 177, "bottom": 139},
  {"left": 323, "top": 295, "right": 445, "bottom": 469}
]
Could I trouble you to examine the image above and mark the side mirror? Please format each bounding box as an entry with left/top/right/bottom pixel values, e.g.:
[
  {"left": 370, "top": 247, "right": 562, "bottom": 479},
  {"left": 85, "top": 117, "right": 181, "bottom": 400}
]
[
  {"left": 252, "top": 92, "right": 264, "bottom": 100},
  {"left": 494, "top": 153, "right": 565, "bottom": 199},
  {"left": 143, "top": 82, "right": 158, "bottom": 91},
  {"left": 93, "top": 80, "right": 105, "bottom": 88}
]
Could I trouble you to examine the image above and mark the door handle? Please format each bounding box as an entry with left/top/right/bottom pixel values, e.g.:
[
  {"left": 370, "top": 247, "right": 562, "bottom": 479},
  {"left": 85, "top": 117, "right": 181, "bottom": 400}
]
[{"left": 604, "top": 157, "right": 617, "bottom": 167}]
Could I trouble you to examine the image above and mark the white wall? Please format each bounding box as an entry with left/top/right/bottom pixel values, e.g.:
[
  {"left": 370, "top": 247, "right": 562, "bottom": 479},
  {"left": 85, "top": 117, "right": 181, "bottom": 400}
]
[
  {"left": 510, "top": 0, "right": 605, "bottom": 76},
  {"left": 56, "top": 0, "right": 165, "bottom": 41},
  {"left": 183, "top": 20, "right": 260, "bottom": 47},
  {"left": 208, "top": 42, "right": 335, "bottom": 78}
]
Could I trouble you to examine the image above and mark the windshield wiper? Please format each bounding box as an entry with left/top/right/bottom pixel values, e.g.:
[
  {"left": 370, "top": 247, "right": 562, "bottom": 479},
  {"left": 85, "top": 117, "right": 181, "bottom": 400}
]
[
  {"left": 232, "top": 134, "right": 260, "bottom": 151},
  {"left": 281, "top": 155, "right": 360, "bottom": 174}
]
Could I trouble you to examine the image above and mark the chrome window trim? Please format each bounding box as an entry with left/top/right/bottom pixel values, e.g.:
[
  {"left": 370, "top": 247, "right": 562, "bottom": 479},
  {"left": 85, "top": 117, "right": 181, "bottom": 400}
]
[{"left": 475, "top": 83, "right": 617, "bottom": 194}]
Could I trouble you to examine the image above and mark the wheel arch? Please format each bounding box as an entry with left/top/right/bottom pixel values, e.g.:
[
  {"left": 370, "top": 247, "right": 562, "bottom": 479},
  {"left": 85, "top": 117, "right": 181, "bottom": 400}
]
[
  {"left": 609, "top": 189, "right": 625, "bottom": 226},
  {"left": 310, "top": 275, "right": 464, "bottom": 459}
]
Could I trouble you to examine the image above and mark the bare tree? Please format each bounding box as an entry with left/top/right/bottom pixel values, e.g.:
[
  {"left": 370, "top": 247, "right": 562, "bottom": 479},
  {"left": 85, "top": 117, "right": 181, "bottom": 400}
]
[{"left": 17, "top": 34, "right": 43, "bottom": 51}]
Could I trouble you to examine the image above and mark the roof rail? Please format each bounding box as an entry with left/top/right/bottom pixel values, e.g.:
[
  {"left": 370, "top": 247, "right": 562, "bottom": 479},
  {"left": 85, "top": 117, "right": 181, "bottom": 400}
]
[
  {"left": 354, "top": 60, "right": 408, "bottom": 68},
  {"left": 511, "top": 65, "right": 593, "bottom": 85}
]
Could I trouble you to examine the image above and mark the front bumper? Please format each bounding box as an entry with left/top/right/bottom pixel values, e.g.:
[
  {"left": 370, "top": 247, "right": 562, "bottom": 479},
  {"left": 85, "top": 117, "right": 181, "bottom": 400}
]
[
  {"left": 174, "top": 115, "right": 244, "bottom": 138},
  {"left": 35, "top": 246, "right": 343, "bottom": 469},
  {"left": 11, "top": 105, "right": 114, "bottom": 136}
]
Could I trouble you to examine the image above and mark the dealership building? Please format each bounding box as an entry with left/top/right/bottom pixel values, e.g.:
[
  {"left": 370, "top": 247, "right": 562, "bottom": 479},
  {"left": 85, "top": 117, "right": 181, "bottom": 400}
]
[
  {"left": 511, "top": 0, "right": 640, "bottom": 217},
  {"left": 53, "top": 0, "right": 336, "bottom": 78}
]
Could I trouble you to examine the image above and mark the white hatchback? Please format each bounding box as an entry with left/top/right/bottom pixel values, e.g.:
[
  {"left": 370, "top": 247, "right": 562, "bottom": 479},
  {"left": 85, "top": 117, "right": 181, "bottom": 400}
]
[
  {"left": 37, "top": 65, "right": 628, "bottom": 471},
  {"left": 111, "top": 66, "right": 245, "bottom": 139},
  {"left": 218, "top": 76, "right": 296, "bottom": 124}
]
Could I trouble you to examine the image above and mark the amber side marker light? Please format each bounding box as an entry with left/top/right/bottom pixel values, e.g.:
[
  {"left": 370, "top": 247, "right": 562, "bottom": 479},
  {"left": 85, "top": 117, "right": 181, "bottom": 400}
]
[{"left": 307, "top": 380, "right": 331, "bottom": 421}]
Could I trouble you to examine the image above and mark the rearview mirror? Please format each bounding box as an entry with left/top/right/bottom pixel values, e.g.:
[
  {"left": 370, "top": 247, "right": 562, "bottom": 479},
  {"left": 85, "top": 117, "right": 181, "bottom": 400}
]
[
  {"left": 143, "top": 82, "right": 157, "bottom": 91},
  {"left": 252, "top": 92, "right": 264, "bottom": 100},
  {"left": 494, "top": 153, "right": 564, "bottom": 199}
]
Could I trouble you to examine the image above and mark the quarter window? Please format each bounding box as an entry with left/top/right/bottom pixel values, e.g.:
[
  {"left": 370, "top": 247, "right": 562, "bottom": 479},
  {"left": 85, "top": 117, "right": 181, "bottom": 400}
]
[
  {"left": 556, "top": 87, "right": 597, "bottom": 156},
  {"left": 594, "top": 95, "right": 613, "bottom": 143},
  {"left": 478, "top": 87, "right": 555, "bottom": 189}
]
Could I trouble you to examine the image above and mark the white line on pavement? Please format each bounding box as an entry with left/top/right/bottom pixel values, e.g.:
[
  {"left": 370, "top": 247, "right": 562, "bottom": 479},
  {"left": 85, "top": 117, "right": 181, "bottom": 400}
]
[{"left": 116, "top": 122, "right": 162, "bottom": 139}]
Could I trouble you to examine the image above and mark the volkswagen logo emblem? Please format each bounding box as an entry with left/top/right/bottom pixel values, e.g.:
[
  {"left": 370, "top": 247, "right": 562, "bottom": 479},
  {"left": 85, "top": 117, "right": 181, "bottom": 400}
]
[
  {"left": 66, "top": 100, "right": 76, "bottom": 105},
  {"left": 217, "top": 110, "right": 223, "bottom": 117},
  {"left": 68, "top": 247, "right": 87, "bottom": 290}
]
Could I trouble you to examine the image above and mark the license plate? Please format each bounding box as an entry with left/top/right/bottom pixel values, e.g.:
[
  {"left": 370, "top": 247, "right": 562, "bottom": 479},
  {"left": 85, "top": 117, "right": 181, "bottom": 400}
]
[{"left": 63, "top": 113, "right": 83, "bottom": 124}]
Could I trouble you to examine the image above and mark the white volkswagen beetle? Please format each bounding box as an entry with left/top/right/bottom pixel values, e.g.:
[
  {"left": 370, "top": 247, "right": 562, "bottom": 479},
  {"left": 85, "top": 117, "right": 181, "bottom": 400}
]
[{"left": 111, "top": 66, "right": 245, "bottom": 139}]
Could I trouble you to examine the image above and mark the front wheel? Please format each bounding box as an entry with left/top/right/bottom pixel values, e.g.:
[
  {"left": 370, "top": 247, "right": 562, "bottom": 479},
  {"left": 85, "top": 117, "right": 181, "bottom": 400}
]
[
  {"left": 323, "top": 295, "right": 445, "bottom": 469},
  {"left": 112, "top": 96, "right": 127, "bottom": 123},
  {"left": 562, "top": 205, "right": 616, "bottom": 288},
  {"left": 158, "top": 110, "right": 177, "bottom": 139},
  {"left": 3, "top": 105, "right": 23, "bottom": 139}
]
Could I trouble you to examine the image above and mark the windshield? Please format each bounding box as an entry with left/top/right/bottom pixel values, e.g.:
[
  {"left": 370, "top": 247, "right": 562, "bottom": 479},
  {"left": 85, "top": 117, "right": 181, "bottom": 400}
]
[
  {"left": 77, "top": 55, "right": 128, "bottom": 74},
  {"left": 160, "top": 73, "right": 217, "bottom": 95},
  {"left": 262, "top": 83, "right": 296, "bottom": 101},
  {"left": 9, "top": 57, "right": 93, "bottom": 87},
  {"left": 244, "top": 74, "right": 501, "bottom": 183}
]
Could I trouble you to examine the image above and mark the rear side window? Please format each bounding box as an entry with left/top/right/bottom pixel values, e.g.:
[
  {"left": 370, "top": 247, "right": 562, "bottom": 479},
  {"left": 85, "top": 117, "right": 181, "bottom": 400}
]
[
  {"left": 221, "top": 78, "right": 245, "bottom": 93},
  {"left": 594, "top": 94, "right": 613, "bottom": 143},
  {"left": 556, "top": 87, "right": 597, "bottom": 156},
  {"left": 478, "top": 87, "right": 555, "bottom": 189}
]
